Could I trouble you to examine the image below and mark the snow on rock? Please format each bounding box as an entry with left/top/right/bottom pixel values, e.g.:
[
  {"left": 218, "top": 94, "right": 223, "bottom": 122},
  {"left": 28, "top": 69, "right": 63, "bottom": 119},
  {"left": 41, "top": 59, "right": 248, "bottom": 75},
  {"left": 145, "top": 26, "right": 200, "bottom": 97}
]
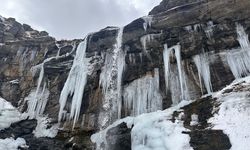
[
  {"left": 33, "top": 117, "right": 58, "bottom": 138},
  {"left": 0, "top": 137, "right": 28, "bottom": 150},
  {"left": 209, "top": 76, "right": 250, "bottom": 150},
  {"left": 0, "top": 97, "right": 22, "bottom": 130},
  {"left": 91, "top": 101, "right": 193, "bottom": 150},
  {"left": 190, "top": 114, "right": 199, "bottom": 126}
]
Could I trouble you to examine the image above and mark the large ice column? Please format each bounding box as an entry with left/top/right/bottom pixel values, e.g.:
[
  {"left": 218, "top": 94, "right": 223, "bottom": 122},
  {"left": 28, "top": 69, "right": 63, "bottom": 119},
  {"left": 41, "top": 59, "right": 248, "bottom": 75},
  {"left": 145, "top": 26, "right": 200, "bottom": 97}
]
[
  {"left": 58, "top": 36, "right": 89, "bottom": 128},
  {"left": 99, "top": 27, "right": 125, "bottom": 126},
  {"left": 226, "top": 24, "right": 250, "bottom": 79},
  {"left": 123, "top": 68, "right": 162, "bottom": 116},
  {"left": 163, "top": 44, "right": 189, "bottom": 104},
  {"left": 193, "top": 53, "right": 213, "bottom": 95}
]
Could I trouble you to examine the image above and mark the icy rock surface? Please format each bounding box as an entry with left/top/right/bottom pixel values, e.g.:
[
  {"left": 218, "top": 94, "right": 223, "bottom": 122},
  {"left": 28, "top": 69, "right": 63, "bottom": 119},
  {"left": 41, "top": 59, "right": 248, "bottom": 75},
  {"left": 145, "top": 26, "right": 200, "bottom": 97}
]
[
  {"left": 91, "top": 101, "right": 193, "bottom": 150},
  {"left": 209, "top": 76, "right": 250, "bottom": 150},
  {"left": 0, "top": 97, "right": 22, "bottom": 130}
]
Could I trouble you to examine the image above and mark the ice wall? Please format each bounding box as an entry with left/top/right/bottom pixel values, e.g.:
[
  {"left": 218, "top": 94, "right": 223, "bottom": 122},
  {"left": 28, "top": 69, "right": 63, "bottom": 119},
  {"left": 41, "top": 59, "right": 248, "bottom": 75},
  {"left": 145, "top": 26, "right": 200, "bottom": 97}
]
[
  {"left": 58, "top": 36, "right": 89, "bottom": 128},
  {"left": 123, "top": 68, "right": 162, "bottom": 116},
  {"left": 98, "top": 27, "right": 125, "bottom": 127},
  {"left": 226, "top": 24, "right": 250, "bottom": 79}
]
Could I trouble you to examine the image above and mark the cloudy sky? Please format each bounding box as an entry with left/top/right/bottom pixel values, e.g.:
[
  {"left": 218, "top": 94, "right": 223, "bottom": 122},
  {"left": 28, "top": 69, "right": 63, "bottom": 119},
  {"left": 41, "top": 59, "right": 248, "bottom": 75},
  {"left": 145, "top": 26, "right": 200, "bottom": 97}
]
[{"left": 0, "top": 0, "right": 161, "bottom": 39}]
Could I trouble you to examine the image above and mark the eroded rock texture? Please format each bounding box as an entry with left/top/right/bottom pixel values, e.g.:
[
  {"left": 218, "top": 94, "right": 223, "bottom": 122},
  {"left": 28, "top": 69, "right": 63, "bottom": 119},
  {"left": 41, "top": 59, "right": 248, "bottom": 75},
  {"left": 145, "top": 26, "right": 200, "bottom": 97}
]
[{"left": 1, "top": 0, "right": 250, "bottom": 149}]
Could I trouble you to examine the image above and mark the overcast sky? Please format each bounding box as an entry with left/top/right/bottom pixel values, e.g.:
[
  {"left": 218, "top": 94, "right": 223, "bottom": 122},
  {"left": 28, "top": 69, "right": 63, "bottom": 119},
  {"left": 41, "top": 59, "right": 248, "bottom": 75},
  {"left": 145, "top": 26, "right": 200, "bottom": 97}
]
[{"left": 0, "top": 0, "right": 161, "bottom": 40}]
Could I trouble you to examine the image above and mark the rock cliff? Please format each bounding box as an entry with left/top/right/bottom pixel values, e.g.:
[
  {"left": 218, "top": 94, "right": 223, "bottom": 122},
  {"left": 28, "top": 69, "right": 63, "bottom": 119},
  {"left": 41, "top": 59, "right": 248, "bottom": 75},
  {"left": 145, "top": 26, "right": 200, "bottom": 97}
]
[{"left": 1, "top": 0, "right": 250, "bottom": 149}]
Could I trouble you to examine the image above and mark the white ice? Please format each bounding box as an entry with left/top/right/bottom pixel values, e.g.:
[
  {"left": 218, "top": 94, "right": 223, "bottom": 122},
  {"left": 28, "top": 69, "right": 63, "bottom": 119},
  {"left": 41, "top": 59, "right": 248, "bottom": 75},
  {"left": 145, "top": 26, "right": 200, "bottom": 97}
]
[
  {"left": 58, "top": 36, "right": 90, "bottom": 128},
  {"left": 123, "top": 68, "right": 162, "bottom": 116},
  {"left": 193, "top": 52, "right": 213, "bottom": 95},
  {"left": 98, "top": 27, "right": 125, "bottom": 127}
]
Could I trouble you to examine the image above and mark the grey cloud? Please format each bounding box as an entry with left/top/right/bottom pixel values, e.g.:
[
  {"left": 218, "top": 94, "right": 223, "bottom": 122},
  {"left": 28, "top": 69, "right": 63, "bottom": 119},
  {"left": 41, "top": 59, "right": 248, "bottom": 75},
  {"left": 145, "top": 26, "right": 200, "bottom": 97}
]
[{"left": 0, "top": 0, "right": 161, "bottom": 39}]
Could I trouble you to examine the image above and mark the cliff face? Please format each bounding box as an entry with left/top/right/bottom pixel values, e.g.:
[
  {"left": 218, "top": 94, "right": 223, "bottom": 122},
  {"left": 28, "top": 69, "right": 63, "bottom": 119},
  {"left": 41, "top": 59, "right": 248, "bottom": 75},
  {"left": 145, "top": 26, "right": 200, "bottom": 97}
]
[{"left": 1, "top": 0, "right": 250, "bottom": 149}]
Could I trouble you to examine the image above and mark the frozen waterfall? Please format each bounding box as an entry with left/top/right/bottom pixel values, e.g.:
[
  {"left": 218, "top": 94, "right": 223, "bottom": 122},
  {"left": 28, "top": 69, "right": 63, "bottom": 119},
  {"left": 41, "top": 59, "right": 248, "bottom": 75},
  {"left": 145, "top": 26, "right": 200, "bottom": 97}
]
[
  {"left": 193, "top": 52, "right": 213, "bottom": 95},
  {"left": 226, "top": 23, "right": 250, "bottom": 79},
  {"left": 99, "top": 27, "right": 125, "bottom": 126},
  {"left": 123, "top": 68, "right": 162, "bottom": 116},
  {"left": 163, "top": 44, "right": 189, "bottom": 105},
  {"left": 58, "top": 36, "right": 89, "bottom": 128}
]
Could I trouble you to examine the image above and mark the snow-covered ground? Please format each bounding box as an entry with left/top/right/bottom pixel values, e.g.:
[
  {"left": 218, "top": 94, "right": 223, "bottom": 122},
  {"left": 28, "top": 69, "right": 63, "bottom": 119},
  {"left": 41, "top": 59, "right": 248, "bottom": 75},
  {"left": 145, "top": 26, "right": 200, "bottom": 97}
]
[
  {"left": 209, "top": 76, "right": 250, "bottom": 150},
  {"left": 0, "top": 97, "right": 23, "bottom": 130},
  {"left": 0, "top": 138, "right": 28, "bottom": 150}
]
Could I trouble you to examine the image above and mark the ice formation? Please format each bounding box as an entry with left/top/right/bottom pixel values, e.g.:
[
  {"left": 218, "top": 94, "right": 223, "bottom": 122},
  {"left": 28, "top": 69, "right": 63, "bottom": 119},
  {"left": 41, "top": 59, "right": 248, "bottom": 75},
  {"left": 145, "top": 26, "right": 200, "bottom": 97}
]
[
  {"left": 193, "top": 53, "right": 213, "bottom": 95},
  {"left": 99, "top": 27, "right": 125, "bottom": 125},
  {"left": 142, "top": 16, "right": 153, "bottom": 31},
  {"left": 91, "top": 101, "right": 193, "bottom": 150},
  {"left": 0, "top": 97, "right": 22, "bottom": 130},
  {"left": 58, "top": 36, "right": 90, "bottom": 128},
  {"left": 226, "top": 23, "right": 250, "bottom": 79},
  {"left": 163, "top": 44, "right": 189, "bottom": 104},
  {"left": 123, "top": 68, "right": 162, "bottom": 116}
]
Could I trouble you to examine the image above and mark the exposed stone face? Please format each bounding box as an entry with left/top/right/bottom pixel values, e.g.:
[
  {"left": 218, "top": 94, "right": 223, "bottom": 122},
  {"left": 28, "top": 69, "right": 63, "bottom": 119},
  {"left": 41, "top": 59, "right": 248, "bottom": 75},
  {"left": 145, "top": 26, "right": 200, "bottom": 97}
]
[{"left": 1, "top": 0, "right": 250, "bottom": 149}]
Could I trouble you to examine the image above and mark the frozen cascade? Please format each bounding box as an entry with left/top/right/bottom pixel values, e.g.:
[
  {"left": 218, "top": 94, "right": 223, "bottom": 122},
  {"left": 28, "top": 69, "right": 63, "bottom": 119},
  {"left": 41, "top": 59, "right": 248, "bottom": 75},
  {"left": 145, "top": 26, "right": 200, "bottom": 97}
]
[
  {"left": 193, "top": 53, "right": 213, "bottom": 95},
  {"left": 236, "top": 23, "right": 250, "bottom": 49},
  {"left": 91, "top": 101, "right": 193, "bottom": 150},
  {"left": 142, "top": 16, "right": 153, "bottom": 31},
  {"left": 58, "top": 36, "right": 90, "bottom": 128},
  {"left": 226, "top": 23, "right": 250, "bottom": 78},
  {"left": 99, "top": 27, "right": 125, "bottom": 126},
  {"left": 27, "top": 43, "right": 76, "bottom": 119},
  {"left": 123, "top": 68, "right": 162, "bottom": 116},
  {"left": 163, "top": 44, "right": 189, "bottom": 104},
  {"left": 27, "top": 64, "right": 49, "bottom": 118}
]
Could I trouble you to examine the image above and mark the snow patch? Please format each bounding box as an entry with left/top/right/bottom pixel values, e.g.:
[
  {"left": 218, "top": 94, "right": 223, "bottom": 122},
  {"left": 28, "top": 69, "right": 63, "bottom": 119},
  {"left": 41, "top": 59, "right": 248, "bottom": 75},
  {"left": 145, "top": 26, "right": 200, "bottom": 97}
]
[
  {"left": 0, "top": 138, "right": 28, "bottom": 150},
  {"left": 33, "top": 117, "right": 58, "bottom": 138},
  {"left": 0, "top": 97, "right": 22, "bottom": 130},
  {"left": 209, "top": 76, "right": 250, "bottom": 150}
]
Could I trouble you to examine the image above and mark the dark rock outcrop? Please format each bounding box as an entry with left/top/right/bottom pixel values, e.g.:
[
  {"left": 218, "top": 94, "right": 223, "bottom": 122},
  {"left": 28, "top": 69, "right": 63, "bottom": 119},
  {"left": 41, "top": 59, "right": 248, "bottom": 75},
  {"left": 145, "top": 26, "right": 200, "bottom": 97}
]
[{"left": 1, "top": 0, "right": 250, "bottom": 149}]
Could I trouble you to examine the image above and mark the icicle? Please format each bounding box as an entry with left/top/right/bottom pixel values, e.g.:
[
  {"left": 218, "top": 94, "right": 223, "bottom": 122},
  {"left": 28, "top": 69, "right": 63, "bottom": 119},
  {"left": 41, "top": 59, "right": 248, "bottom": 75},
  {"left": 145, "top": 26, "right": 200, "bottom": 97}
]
[
  {"left": 58, "top": 36, "right": 90, "bottom": 128},
  {"left": 226, "top": 23, "right": 250, "bottom": 79},
  {"left": 236, "top": 23, "right": 250, "bottom": 50},
  {"left": 27, "top": 65, "right": 50, "bottom": 118},
  {"left": 142, "top": 16, "right": 153, "bottom": 31},
  {"left": 123, "top": 68, "right": 162, "bottom": 116},
  {"left": 163, "top": 44, "right": 189, "bottom": 104},
  {"left": 193, "top": 53, "right": 213, "bottom": 95},
  {"left": 99, "top": 27, "right": 125, "bottom": 124}
]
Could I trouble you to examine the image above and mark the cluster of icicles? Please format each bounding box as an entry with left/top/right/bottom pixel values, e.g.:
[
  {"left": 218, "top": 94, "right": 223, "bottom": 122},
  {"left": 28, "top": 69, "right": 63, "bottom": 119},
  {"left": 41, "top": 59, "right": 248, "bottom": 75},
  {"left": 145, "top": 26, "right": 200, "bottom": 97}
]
[{"left": 27, "top": 20, "right": 250, "bottom": 131}]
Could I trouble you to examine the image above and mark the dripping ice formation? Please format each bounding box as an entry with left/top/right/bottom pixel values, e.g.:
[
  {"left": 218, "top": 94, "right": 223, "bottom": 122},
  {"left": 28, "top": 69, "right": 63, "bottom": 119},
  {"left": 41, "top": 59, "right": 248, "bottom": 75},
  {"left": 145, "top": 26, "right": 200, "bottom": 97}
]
[
  {"left": 58, "top": 36, "right": 89, "bottom": 128},
  {"left": 163, "top": 44, "right": 189, "bottom": 104},
  {"left": 226, "top": 24, "right": 250, "bottom": 79},
  {"left": 142, "top": 16, "right": 153, "bottom": 31},
  {"left": 193, "top": 52, "right": 213, "bottom": 95},
  {"left": 99, "top": 27, "right": 125, "bottom": 126},
  {"left": 123, "top": 68, "right": 162, "bottom": 116}
]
